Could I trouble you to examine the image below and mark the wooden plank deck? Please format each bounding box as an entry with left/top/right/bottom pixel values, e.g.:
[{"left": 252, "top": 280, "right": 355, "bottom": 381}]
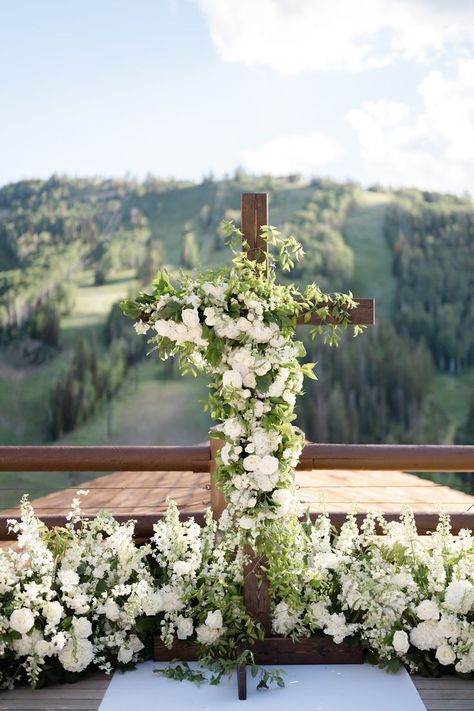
[
  {"left": 0, "top": 672, "right": 472, "bottom": 710},
  {"left": 2, "top": 468, "right": 474, "bottom": 518}
]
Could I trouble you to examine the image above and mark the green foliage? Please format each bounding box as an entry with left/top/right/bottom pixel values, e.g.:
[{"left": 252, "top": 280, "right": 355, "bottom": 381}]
[{"left": 384, "top": 193, "right": 474, "bottom": 372}]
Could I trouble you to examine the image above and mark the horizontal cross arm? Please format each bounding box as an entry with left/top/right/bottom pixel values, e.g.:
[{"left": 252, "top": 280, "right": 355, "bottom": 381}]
[{"left": 296, "top": 297, "right": 375, "bottom": 326}]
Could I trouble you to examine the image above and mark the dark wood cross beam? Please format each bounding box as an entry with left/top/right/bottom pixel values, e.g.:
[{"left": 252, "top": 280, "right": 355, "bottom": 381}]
[
  {"left": 241, "top": 192, "right": 375, "bottom": 326},
  {"left": 155, "top": 191, "right": 374, "bottom": 699}
]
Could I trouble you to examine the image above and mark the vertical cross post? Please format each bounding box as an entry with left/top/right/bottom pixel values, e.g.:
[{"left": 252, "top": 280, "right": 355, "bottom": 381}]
[
  {"left": 241, "top": 193, "right": 268, "bottom": 272},
  {"left": 209, "top": 194, "right": 270, "bottom": 522}
]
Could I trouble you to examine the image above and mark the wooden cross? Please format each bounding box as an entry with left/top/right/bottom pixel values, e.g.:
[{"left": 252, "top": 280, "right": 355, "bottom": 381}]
[{"left": 155, "top": 192, "right": 375, "bottom": 699}]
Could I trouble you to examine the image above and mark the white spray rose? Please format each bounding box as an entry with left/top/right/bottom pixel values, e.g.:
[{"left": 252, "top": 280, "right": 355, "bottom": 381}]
[
  {"left": 222, "top": 370, "right": 243, "bottom": 389},
  {"left": 181, "top": 308, "right": 200, "bottom": 328},
  {"left": 436, "top": 644, "right": 456, "bottom": 666},
  {"left": 392, "top": 630, "right": 410, "bottom": 655},
  {"left": 10, "top": 608, "right": 35, "bottom": 634}
]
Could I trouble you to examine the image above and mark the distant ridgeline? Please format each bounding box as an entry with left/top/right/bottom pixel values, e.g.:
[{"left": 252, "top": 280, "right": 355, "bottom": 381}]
[{"left": 0, "top": 175, "right": 472, "bottom": 492}]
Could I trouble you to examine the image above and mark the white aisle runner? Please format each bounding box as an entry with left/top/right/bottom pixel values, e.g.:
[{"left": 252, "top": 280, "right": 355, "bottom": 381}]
[{"left": 98, "top": 661, "right": 426, "bottom": 711}]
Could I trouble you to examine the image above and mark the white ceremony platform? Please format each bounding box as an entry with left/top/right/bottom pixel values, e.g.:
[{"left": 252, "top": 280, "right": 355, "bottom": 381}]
[{"left": 98, "top": 662, "right": 426, "bottom": 711}]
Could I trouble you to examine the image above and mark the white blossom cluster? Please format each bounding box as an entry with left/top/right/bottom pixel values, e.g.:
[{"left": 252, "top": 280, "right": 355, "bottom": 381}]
[
  {"left": 0, "top": 495, "right": 153, "bottom": 688},
  {"left": 270, "top": 511, "right": 474, "bottom": 675}
]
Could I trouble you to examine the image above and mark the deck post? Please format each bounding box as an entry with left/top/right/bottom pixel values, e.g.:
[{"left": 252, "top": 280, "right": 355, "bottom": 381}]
[{"left": 209, "top": 436, "right": 225, "bottom": 520}]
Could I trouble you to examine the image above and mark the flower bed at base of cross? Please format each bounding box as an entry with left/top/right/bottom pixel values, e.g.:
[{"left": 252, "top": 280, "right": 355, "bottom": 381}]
[{"left": 0, "top": 496, "right": 473, "bottom": 690}]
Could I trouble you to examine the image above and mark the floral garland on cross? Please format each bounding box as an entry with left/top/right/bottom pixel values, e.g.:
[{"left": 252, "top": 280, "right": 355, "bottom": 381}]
[{"left": 122, "top": 222, "right": 360, "bottom": 538}]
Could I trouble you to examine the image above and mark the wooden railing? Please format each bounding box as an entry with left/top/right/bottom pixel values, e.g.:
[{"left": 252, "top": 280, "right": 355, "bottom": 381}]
[{"left": 0, "top": 443, "right": 473, "bottom": 539}]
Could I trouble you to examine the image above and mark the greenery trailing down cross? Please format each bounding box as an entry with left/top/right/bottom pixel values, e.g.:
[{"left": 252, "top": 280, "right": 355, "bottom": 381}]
[{"left": 121, "top": 193, "right": 374, "bottom": 697}]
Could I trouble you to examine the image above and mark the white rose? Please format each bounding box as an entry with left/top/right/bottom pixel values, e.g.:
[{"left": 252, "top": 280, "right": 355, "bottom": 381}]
[
  {"left": 35, "top": 640, "right": 52, "bottom": 657},
  {"left": 254, "top": 401, "right": 265, "bottom": 417},
  {"left": 239, "top": 516, "right": 254, "bottom": 530},
  {"left": 44, "top": 601, "right": 63, "bottom": 627},
  {"left": 205, "top": 610, "right": 223, "bottom": 629},
  {"left": 392, "top": 630, "right": 410, "bottom": 655},
  {"left": 272, "top": 489, "right": 295, "bottom": 515},
  {"left": 259, "top": 455, "right": 279, "bottom": 476},
  {"left": 243, "top": 455, "right": 259, "bottom": 471},
  {"left": 223, "top": 418, "right": 243, "bottom": 439},
  {"left": 173, "top": 560, "right": 193, "bottom": 576},
  {"left": 222, "top": 370, "right": 243, "bottom": 389},
  {"left": 243, "top": 373, "right": 256, "bottom": 388},
  {"left": 436, "top": 644, "right": 456, "bottom": 666},
  {"left": 10, "top": 608, "right": 35, "bottom": 634},
  {"left": 416, "top": 599, "right": 439, "bottom": 621},
  {"left": 140, "top": 592, "right": 161, "bottom": 616},
  {"left": 181, "top": 308, "right": 200, "bottom": 328},
  {"left": 176, "top": 616, "right": 194, "bottom": 640},
  {"left": 72, "top": 617, "right": 92, "bottom": 639}
]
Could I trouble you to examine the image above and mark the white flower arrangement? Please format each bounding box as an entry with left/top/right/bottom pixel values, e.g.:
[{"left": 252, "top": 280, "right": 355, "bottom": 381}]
[
  {"left": 0, "top": 497, "right": 472, "bottom": 690},
  {"left": 0, "top": 224, "right": 472, "bottom": 690}
]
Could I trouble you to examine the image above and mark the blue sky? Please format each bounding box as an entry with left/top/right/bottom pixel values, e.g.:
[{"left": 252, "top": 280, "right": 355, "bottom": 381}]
[{"left": 1, "top": 0, "right": 473, "bottom": 192}]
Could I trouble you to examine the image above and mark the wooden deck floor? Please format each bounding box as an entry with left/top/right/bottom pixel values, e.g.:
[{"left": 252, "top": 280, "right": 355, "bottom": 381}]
[
  {"left": 0, "top": 671, "right": 472, "bottom": 710},
  {"left": 3, "top": 468, "right": 474, "bottom": 518}
]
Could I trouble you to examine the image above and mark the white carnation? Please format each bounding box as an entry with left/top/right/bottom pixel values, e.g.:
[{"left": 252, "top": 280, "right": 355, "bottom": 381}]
[
  {"left": 59, "top": 638, "right": 94, "bottom": 673},
  {"left": 72, "top": 617, "right": 92, "bottom": 639},
  {"left": 416, "top": 600, "right": 440, "bottom": 621},
  {"left": 444, "top": 580, "right": 474, "bottom": 614}
]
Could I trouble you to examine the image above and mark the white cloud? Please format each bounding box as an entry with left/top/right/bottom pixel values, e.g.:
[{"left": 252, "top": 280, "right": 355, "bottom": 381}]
[
  {"left": 198, "top": 0, "right": 474, "bottom": 74},
  {"left": 347, "top": 60, "right": 474, "bottom": 192},
  {"left": 242, "top": 132, "right": 339, "bottom": 175}
]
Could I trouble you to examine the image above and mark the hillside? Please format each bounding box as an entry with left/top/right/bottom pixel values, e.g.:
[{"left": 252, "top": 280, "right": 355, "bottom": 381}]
[{"left": 0, "top": 174, "right": 473, "bottom": 505}]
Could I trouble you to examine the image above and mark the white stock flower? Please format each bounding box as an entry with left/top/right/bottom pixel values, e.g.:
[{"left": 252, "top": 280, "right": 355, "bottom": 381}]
[
  {"left": 10, "top": 608, "right": 35, "bottom": 634},
  {"left": 173, "top": 560, "right": 193, "bottom": 576}
]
